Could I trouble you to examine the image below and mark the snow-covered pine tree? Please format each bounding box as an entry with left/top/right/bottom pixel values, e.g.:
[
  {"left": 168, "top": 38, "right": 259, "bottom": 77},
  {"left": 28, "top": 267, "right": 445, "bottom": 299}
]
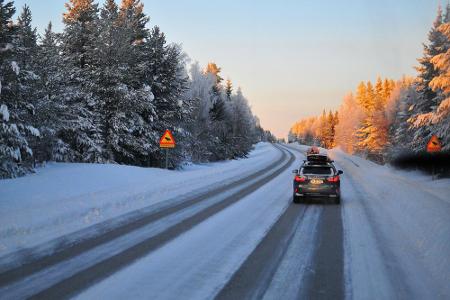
[
  {"left": 335, "top": 93, "right": 364, "bottom": 154},
  {"left": 355, "top": 80, "right": 389, "bottom": 159},
  {"left": 375, "top": 77, "right": 385, "bottom": 107},
  {"left": 60, "top": 0, "right": 104, "bottom": 163},
  {"left": 327, "top": 110, "right": 336, "bottom": 148},
  {"left": 205, "top": 62, "right": 232, "bottom": 160},
  {"left": 410, "top": 5, "right": 448, "bottom": 151},
  {"left": 34, "top": 22, "right": 72, "bottom": 162},
  {"left": 416, "top": 5, "right": 445, "bottom": 109},
  {"left": 15, "top": 5, "right": 37, "bottom": 68},
  {"left": 387, "top": 82, "right": 419, "bottom": 158},
  {"left": 225, "top": 79, "right": 233, "bottom": 101},
  {"left": 318, "top": 110, "right": 328, "bottom": 147},
  {"left": 416, "top": 19, "right": 450, "bottom": 151},
  {"left": 383, "top": 78, "right": 395, "bottom": 102},
  {"left": 14, "top": 5, "right": 46, "bottom": 166},
  {"left": 63, "top": 0, "right": 99, "bottom": 69},
  {"left": 230, "top": 87, "right": 257, "bottom": 157},
  {"left": 0, "top": 1, "right": 39, "bottom": 178},
  {"left": 207, "top": 63, "right": 227, "bottom": 122},
  {"left": 144, "top": 26, "right": 189, "bottom": 166},
  {"left": 90, "top": 0, "right": 134, "bottom": 163},
  {"left": 183, "top": 62, "right": 216, "bottom": 162},
  {"left": 118, "top": 0, "right": 148, "bottom": 46}
]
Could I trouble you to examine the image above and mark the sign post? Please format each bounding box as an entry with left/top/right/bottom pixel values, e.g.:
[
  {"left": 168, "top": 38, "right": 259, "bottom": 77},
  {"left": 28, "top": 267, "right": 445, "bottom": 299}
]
[
  {"left": 426, "top": 135, "right": 442, "bottom": 180},
  {"left": 159, "top": 129, "right": 176, "bottom": 169}
]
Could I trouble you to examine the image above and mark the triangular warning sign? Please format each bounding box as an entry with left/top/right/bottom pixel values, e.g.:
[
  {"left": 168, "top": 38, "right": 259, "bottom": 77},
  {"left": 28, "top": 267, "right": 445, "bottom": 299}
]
[
  {"left": 160, "top": 130, "right": 176, "bottom": 148},
  {"left": 426, "top": 135, "right": 441, "bottom": 153}
]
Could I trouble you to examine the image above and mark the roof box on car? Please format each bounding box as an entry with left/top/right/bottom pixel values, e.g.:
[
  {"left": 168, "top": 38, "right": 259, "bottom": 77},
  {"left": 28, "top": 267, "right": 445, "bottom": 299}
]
[{"left": 306, "top": 154, "right": 333, "bottom": 163}]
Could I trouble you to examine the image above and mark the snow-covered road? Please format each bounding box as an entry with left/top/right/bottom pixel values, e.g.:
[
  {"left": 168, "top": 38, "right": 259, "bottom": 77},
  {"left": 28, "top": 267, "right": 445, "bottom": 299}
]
[
  {"left": 0, "top": 143, "right": 449, "bottom": 299},
  {"left": 332, "top": 148, "right": 450, "bottom": 299},
  {"left": 0, "top": 143, "right": 282, "bottom": 258}
]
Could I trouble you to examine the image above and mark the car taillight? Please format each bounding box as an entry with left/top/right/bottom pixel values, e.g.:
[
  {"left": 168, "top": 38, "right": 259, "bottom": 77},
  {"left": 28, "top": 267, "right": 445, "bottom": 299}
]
[
  {"left": 327, "top": 175, "right": 340, "bottom": 182},
  {"left": 295, "top": 175, "right": 306, "bottom": 182}
]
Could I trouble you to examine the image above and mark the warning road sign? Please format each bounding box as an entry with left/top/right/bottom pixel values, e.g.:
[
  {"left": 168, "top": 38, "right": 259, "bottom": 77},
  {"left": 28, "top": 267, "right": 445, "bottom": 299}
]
[
  {"left": 426, "top": 135, "right": 442, "bottom": 153},
  {"left": 160, "top": 130, "right": 176, "bottom": 148}
]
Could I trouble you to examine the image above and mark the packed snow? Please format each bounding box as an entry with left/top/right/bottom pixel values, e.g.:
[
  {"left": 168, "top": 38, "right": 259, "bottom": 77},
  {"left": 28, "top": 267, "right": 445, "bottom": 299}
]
[
  {"left": 10, "top": 61, "right": 19, "bottom": 75},
  {"left": 289, "top": 143, "right": 450, "bottom": 299},
  {"left": 74, "top": 146, "right": 301, "bottom": 300},
  {"left": 1, "top": 142, "right": 449, "bottom": 299},
  {"left": 0, "top": 143, "right": 280, "bottom": 257},
  {"left": 0, "top": 104, "right": 9, "bottom": 122}
]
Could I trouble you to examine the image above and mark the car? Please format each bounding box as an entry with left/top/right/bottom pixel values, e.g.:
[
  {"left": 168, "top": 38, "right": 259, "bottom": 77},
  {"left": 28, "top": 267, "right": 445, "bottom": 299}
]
[
  {"left": 306, "top": 146, "right": 320, "bottom": 155},
  {"left": 292, "top": 159, "right": 343, "bottom": 204}
]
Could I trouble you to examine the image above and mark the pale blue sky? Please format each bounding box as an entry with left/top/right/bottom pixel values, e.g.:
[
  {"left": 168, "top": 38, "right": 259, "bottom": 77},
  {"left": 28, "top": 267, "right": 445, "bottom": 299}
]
[{"left": 13, "top": 0, "right": 439, "bottom": 137}]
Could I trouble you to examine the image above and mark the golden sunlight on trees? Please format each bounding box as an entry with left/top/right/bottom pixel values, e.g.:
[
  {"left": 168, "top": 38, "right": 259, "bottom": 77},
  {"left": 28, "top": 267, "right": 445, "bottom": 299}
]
[
  {"left": 288, "top": 110, "right": 338, "bottom": 149},
  {"left": 289, "top": 77, "right": 411, "bottom": 162},
  {"left": 290, "top": 5, "right": 450, "bottom": 164},
  {"left": 63, "top": 0, "right": 97, "bottom": 23}
]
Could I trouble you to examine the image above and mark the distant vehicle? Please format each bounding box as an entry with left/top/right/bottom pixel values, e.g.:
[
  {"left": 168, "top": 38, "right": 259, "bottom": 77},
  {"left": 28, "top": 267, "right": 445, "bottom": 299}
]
[
  {"left": 292, "top": 158, "right": 343, "bottom": 204},
  {"left": 306, "top": 146, "right": 320, "bottom": 155}
]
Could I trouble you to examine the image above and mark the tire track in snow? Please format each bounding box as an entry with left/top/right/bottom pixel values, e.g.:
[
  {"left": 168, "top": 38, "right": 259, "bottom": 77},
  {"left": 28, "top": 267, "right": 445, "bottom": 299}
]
[
  {"left": 217, "top": 145, "right": 345, "bottom": 300},
  {"left": 0, "top": 145, "right": 285, "bottom": 286},
  {"left": 1, "top": 145, "right": 295, "bottom": 299}
]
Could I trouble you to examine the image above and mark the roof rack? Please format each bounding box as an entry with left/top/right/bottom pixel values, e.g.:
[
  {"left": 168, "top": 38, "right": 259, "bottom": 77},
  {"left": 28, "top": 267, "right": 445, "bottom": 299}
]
[{"left": 306, "top": 154, "right": 333, "bottom": 163}]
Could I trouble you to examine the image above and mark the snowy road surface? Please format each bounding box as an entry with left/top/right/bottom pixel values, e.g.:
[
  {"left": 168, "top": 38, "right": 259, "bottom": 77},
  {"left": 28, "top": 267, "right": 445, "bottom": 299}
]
[{"left": 0, "top": 143, "right": 449, "bottom": 299}]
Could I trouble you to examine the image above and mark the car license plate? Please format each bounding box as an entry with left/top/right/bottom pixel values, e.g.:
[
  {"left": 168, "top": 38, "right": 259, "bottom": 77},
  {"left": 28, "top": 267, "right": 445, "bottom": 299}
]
[{"left": 311, "top": 179, "right": 323, "bottom": 185}]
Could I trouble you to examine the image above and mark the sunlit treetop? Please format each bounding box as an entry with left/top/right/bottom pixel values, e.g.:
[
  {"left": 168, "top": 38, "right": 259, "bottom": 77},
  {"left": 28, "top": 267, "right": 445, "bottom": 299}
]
[{"left": 63, "top": 0, "right": 98, "bottom": 24}]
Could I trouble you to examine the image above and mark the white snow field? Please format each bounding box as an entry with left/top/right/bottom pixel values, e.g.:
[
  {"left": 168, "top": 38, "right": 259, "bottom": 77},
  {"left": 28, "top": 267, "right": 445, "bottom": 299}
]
[
  {"left": 0, "top": 143, "right": 280, "bottom": 257},
  {"left": 289, "top": 143, "right": 450, "bottom": 299}
]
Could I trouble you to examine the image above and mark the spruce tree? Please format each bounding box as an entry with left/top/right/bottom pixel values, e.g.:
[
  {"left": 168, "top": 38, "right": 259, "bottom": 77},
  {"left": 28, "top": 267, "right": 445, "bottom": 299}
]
[
  {"left": 143, "top": 26, "right": 189, "bottom": 166},
  {"left": 414, "top": 5, "right": 445, "bottom": 112},
  {"left": 35, "top": 22, "right": 69, "bottom": 162},
  {"left": 225, "top": 79, "right": 233, "bottom": 101},
  {"left": 60, "top": 0, "right": 104, "bottom": 163},
  {"left": 0, "top": 1, "right": 38, "bottom": 178},
  {"left": 410, "top": 5, "right": 449, "bottom": 151}
]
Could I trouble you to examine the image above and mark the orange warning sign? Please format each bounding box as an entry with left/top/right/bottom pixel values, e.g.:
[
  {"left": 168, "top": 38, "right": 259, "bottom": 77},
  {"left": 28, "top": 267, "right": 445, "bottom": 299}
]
[
  {"left": 426, "top": 135, "right": 442, "bottom": 153},
  {"left": 160, "top": 130, "right": 176, "bottom": 148}
]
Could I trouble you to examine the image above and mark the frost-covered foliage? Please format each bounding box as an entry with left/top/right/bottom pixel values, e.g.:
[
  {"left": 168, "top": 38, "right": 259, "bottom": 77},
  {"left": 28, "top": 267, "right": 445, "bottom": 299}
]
[
  {"left": 334, "top": 93, "right": 364, "bottom": 154},
  {"left": 183, "top": 62, "right": 261, "bottom": 163},
  {"left": 288, "top": 110, "right": 339, "bottom": 149},
  {"left": 0, "top": 0, "right": 270, "bottom": 178},
  {"left": 408, "top": 4, "right": 450, "bottom": 152},
  {"left": 0, "top": 1, "right": 39, "bottom": 178},
  {"left": 290, "top": 76, "right": 412, "bottom": 163},
  {"left": 290, "top": 5, "right": 450, "bottom": 163}
]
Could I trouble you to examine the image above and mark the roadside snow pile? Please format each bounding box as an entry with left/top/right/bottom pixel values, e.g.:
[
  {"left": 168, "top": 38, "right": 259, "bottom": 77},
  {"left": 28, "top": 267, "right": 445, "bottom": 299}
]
[
  {"left": 0, "top": 143, "right": 280, "bottom": 257},
  {"left": 329, "top": 148, "right": 450, "bottom": 299},
  {"left": 288, "top": 143, "right": 450, "bottom": 298}
]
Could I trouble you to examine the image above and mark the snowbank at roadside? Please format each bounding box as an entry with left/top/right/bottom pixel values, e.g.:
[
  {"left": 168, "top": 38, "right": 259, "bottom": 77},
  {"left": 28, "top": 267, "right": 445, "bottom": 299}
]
[
  {"left": 330, "top": 147, "right": 450, "bottom": 299},
  {"left": 0, "top": 143, "right": 280, "bottom": 257},
  {"left": 289, "top": 142, "right": 450, "bottom": 298}
]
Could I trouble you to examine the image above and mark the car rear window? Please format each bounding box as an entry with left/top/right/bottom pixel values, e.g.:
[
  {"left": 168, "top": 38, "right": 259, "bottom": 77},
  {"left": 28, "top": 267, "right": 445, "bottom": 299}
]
[{"left": 301, "top": 166, "right": 333, "bottom": 175}]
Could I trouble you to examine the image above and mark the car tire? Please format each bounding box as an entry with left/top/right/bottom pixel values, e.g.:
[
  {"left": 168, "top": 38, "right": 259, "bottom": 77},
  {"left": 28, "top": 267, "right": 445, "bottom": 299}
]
[
  {"left": 293, "top": 195, "right": 305, "bottom": 204},
  {"left": 334, "top": 196, "right": 341, "bottom": 205}
]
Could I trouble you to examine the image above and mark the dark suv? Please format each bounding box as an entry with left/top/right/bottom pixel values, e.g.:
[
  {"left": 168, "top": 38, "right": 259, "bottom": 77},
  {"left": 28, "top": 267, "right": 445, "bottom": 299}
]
[{"left": 292, "top": 155, "right": 343, "bottom": 204}]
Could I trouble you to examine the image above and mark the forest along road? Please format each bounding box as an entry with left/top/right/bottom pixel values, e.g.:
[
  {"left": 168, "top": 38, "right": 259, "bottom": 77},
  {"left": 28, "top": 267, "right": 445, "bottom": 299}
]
[{"left": 0, "top": 145, "right": 295, "bottom": 299}]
